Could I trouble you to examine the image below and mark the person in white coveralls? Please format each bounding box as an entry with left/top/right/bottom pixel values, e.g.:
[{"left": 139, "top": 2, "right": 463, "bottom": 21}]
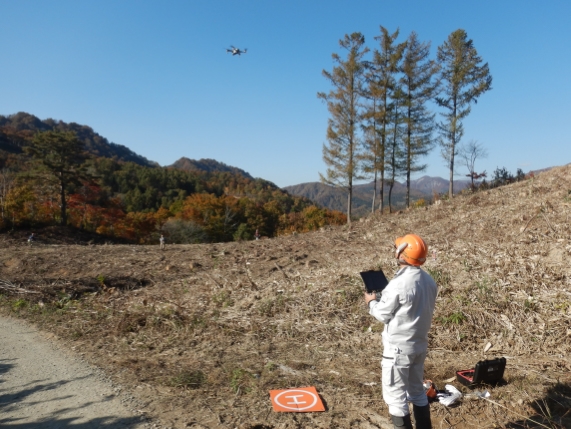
[{"left": 365, "top": 234, "right": 438, "bottom": 429}]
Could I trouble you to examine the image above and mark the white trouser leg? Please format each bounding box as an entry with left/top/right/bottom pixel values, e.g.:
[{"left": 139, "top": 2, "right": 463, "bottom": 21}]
[
  {"left": 382, "top": 346, "right": 428, "bottom": 417},
  {"left": 407, "top": 351, "right": 428, "bottom": 407}
]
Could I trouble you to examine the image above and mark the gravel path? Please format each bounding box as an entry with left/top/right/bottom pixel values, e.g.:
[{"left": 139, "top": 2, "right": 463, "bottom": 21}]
[{"left": 0, "top": 316, "right": 148, "bottom": 429}]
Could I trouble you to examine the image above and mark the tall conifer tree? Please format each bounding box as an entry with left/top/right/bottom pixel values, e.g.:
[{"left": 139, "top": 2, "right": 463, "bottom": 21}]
[
  {"left": 386, "top": 86, "right": 407, "bottom": 212},
  {"left": 400, "top": 32, "right": 439, "bottom": 207},
  {"left": 362, "top": 27, "right": 405, "bottom": 213},
  {"left": 318, "top": 32, "right": 369, "bottom": 223},
  {"left": 436, "top": 29, "right": 492, "bottom": 198}
]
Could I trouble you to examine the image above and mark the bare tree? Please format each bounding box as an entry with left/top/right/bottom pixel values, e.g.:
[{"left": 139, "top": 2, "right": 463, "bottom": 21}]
[{"left": 459, "top": 140, "right": 488, "bottom": 189}]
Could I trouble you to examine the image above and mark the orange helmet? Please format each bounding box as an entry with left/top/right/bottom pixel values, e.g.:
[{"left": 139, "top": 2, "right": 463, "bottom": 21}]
[{"left": 394, "top": 234, "right": 428, "bottom": 266}]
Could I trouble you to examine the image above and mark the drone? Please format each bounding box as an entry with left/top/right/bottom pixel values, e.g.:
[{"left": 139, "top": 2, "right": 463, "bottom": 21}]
[{"left": 226, "top": 46, "right": 247, "bottom": 56}]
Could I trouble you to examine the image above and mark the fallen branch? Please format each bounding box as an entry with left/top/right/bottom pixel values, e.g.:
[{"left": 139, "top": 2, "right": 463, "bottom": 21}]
[
  {"left": 0, "top": 279, "right": 40, "bottom": 294},
  {"left": 541, "top": 212, "right": 556, "bottom": 232},
  {"left": 274, "top": 262, "right": 290, "bottom": 280},
  {"left": 520, "top": 211, "right": 541, "bottom": 234}
]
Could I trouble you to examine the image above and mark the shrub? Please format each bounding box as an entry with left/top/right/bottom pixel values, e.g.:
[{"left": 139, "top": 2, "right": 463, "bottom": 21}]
[
  {"left": 491, "top": 167, "right": 514, "bottom": 188},
  {"left": 170, "top": 370, "right": 206, "bottom": 389},
  {"left": 233, "top": 223, "right": 252, "bottom": 241},
  {"left": 161, "top": 219, "right": 207, "bottom": 244},
  {"left": 439, "top": 311, "right": 465, "bottom": 325}
]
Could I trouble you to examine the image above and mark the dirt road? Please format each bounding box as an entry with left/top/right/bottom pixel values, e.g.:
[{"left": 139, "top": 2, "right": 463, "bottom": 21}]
[{"left": 0, "top": 316, "right": 148, "bottom": 429}]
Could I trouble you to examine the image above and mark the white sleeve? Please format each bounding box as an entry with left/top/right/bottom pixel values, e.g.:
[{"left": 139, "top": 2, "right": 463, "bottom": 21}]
[{"left": 368, "top": 284, "right": 401, "bottom": 324}]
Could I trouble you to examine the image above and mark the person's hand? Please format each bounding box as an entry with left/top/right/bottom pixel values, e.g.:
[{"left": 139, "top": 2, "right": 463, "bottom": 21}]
[{"left": 364, "top": 292, "right": 377, "bottom": 306}]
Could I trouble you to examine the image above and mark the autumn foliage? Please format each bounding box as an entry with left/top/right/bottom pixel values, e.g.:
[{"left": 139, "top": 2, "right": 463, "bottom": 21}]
[{"left": 0, "top": 113, "right": 346, "bottom": 243}]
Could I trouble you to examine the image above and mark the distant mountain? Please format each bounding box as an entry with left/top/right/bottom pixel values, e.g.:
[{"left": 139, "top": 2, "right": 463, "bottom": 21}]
[
  {"left": 283, "top": 182, "right": 370, "bottom": 217},
  {"left": 409, "top": 175, "right": 471, "bottom": 195},
  {"left": 0, "top": 112, "right": 156, "bottom": 167},
  {"left": 284, "top": 176, "right": 472, "bottom": 218},
  {"left": 170, "top": 157, "right": 254, "bottom": 179}
]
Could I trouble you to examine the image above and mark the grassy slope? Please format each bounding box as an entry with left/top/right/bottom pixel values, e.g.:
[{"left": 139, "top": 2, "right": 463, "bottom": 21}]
[{"left": 1, "top": 166, "right": 571, "bottom": 428}]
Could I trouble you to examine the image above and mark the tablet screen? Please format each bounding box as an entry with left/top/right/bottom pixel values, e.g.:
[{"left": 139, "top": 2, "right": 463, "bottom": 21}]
[{"left": 360, "top": 270, "right": 389, "bottom": 293}]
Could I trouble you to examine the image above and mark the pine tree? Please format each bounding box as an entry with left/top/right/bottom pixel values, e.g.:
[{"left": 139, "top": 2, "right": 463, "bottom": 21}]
[
  {"left": 436, "top": 29, "right": 492, "bottom": 198},
  {"left": 362, "top": 27, "right": 405, "bottom": 213},
  {"left": 386, "top": 86, "right": 407, "bottom": 212},
  {"left": 27, "top": 130, "right": 87, "bottom": 226},
  {"left": 400, "top": 32, "right": 439, "bottom": 207},
  {"left": 318, "top": 33, "right": 369, "bottom": 223}
]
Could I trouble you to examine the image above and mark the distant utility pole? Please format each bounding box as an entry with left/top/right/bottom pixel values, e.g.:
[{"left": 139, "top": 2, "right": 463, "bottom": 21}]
[
  {"left": 436, "top": 29, "right": 492, "bottom": 199},
  {"left": 318, "top": 32, "right": 369, "bottom": 223}
]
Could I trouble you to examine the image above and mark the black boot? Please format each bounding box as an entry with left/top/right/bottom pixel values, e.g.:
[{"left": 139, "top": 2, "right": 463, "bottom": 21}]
[
  {"left": 390, "top": 414, "right": 413, "bottom": 429},
  {"left": 412, "top": 404, "right": 432, "bottom": 429}
]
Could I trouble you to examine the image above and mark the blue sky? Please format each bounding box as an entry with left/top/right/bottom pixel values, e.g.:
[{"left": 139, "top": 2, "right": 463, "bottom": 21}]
[{"left": 1, "top": 1, "right": 569, "bottom": 187}]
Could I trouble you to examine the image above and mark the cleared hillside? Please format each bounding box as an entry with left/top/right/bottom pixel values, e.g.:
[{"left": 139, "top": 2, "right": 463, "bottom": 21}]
[{"left": 1, "top": 165, "right": 571, "bottom": 428}]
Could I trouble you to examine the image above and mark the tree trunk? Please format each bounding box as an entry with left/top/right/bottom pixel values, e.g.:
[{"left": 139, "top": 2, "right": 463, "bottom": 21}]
[
  {"left": 406, "top": 87, "right": 412, "bottom": 208},
  {"left": 379, "top": 171, "right": 384, "bottom": 214},
  {"left": 406, "top": 123, "right": 411, "bottom": 208},
  {"left": 379, "top": 93, "right": 388, "bottom": 214},
  {"left": 371, "top": 170, "right": 377, "bottom": 213},
  {"left": 347, "top": 188, "right": 352, "bottom": 224},
  {"left": 60, "top": 178, "right": 67, "bottom": 226},
  {"left": 406, "top": 169, "right": 411, "bottom": 208},
  {"left": 448, "top": 156, "right": 454, "bottom": 198},
  {"left": 448, "top": 100, "right": 458, "bottom": 199},
  {"left": 388, "top": 181, "right": 394, "bottom": 213}
]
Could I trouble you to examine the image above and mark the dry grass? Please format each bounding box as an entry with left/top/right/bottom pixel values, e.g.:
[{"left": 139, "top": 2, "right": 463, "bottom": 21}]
[{"left": 1, "top": 165, "right": 571, "bottom": 428}]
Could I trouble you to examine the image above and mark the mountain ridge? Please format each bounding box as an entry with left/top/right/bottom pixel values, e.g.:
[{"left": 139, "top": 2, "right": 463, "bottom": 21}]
[
  {"left": 170, "top": 157, "right": 254, "bottom": 180},
  {"left": 0, "top": 112, "right": 156, "bottom": 167},
  {"left": 284, "top": 176, "right": 472, "bottom": 217}
]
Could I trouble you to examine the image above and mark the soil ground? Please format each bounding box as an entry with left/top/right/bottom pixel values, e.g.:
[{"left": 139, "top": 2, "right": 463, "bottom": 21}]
[
  {"left": 2, "top": 165, "right": 571, "bottom": 428},
  {"left": 0, "top": 316, "right": 147, "bottom": 428}
]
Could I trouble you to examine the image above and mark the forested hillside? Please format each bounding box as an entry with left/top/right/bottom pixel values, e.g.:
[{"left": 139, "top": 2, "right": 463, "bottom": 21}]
[
  {"left": 171, "top": 157, "right": 253, "bottom": 179},
  {"left": 0, "top": 112, "right": 346, "bottom": 243},
  {"left": 0, "top": 112, "right": 155, "bottom": 166}
]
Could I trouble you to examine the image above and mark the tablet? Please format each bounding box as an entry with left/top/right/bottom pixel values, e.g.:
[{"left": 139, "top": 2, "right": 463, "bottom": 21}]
[{"left": 360, "top": 270, "right": 389, "bottom": 294}]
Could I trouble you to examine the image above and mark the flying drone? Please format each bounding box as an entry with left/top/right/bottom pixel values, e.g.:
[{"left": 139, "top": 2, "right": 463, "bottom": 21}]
[{"left": 226, "top": 46, "right": 247, "bottom": 56}]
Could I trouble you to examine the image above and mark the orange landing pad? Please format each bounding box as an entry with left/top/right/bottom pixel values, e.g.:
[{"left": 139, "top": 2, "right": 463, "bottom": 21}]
[{"left": 269, "top": 386, "right": 325, "bottom": 412}]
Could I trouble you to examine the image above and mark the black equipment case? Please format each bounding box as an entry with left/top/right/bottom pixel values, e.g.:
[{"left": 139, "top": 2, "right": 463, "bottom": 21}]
[{"left": 456, "top": 357, "right": 506, "bottom": 388}]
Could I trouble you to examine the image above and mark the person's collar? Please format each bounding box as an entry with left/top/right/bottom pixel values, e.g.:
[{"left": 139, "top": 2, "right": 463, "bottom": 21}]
[{"left": 397, "top": 263, "right": 420, "bottom": 273}]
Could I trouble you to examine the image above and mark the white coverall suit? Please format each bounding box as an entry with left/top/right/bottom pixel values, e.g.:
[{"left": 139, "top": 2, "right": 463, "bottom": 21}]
[{"left": 368, "top": 265, "right": 438, "bottom": 417}]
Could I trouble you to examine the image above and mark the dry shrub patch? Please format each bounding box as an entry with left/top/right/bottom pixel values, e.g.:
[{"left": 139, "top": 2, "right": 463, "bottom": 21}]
[{"left": 2, "top": 165, "right": 571, "bottom": 428}]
